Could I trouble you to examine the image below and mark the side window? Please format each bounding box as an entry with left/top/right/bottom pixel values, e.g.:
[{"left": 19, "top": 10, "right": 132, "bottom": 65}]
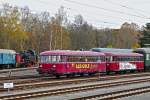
[
  {"left": 141, "top": 57, "right": 144, "bottom": 61},
  {"left": 40, "top": 56, "right": 49, "bottom": 63},
  {"left": 61, "top": 56, "right": 67, "bottom": 62},
  {"left": 101, "top": 56, "right": 105, "bottom": 61},
  {"left": 57, "top": 56, "right": 61, "bottom": 62},
  {"left": 106, "top": 56, "right": 111, "bottom": 62},
  {"left": 48, "top": 56, "right": 51, "bottom": 62},
  {"left": 113, "top": 57, "right": 117, "bottom": 61},
  {"left": 80, "top": 56, "right": 86, "bottom": 62},
  {"left": 51, "top": 56, "right": 57, "bottom": 62},
  {"left": 146, "top": 54, "right": 150, "bottom": 60},
  {"left": 68, "top": 56, "right": 80, "bottom": 62}
]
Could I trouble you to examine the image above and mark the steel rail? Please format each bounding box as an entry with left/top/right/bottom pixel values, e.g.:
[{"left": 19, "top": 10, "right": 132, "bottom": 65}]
[
  {"left": 71, "top": 86, "right": 150, "bottom": 100},
  {"left": 0, "top": 77, "right": 150, "bottom": 100}
]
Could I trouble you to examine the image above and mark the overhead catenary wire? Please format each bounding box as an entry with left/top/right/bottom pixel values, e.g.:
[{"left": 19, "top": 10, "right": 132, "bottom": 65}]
[
  {"left": 10, "top": 0, "right": 147, "bottom": 27},
  {"left": 65, "top": 7, "right": 123, "bottom": 28},
  {"left": 67, "top": 14, "right": 119, "bottom": 25},
  {"left": 36, "top": 0, "right": 149, "bottom": 25},
  {"left": 0, "top": 1, "right": 148, "bottom": 28},
  {"left": 64, "top": 0, "right": 150, "bottom": 20},
  {"left": 103, "top": 0, "right": 149, "bottom": 17},
  {"left": 0, "top": 3, "right": 117, "bottom": 28},
  {"left": 33, "top": 0, "right": 149, "bottom": 23},
  {"left": 64, "top": 6, "right": 147, "bottom": 24},
  {"left": 33, "top": 0, "right": 129, "bottom": 25}
]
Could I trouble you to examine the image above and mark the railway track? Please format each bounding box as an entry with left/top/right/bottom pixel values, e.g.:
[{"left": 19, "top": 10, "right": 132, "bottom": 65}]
[
  {"left": 71, "top": 86, "right": 150, "bottom": 100},
  {"left": 0, "top": 72, "right": 150, "bottom": 92},
  {"left": 0, "top": 72, "right": 150, "bottom": 83},
  {"left": 0, "top": 71, "right": 146, "bottom": 81},
  {"left": 0, "top": 67, "right": 37, "bottom": 74},
  {"left": 0, "top": 76, "right": 150, "bottom": 99}
]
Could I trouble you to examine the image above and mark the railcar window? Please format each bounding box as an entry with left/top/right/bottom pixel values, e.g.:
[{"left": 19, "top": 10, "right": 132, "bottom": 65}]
[
  {"left": 139, "top": 57, "right": 142, "bottom": 61},
  {"left": 141, "top": 57, "right": 144, "bottom": 61},
  {"left": 131, "top": 57, "right": 134, "bottom": 61},
  {"left": 125, "top": 57, "right": 128, "bottom": 61},
  {"left": 112, "top": 56, "right": 143, "bottom": 62},
  {"left": 101, "top": 56, "right": 105, "bottom": 61},
  {"left": 113, "top": 57, "right": 117, "bottom": 61},
  {"left": 51, "top": 56, "right": 57, "bottom": 62},
  {"left": 135, "top": 57, "right": 138, "bottom": 61},
  {"left": 106, "top": 56, "right": 111, "bottom": 62},
  {"left": 87, "top": 56, "right": 98, "bottom": 62},
  {"left": 146, "top": 54, "right": 150, "bottom": 60},
  {"left": 40, "top": 56, "right": 48, "bottom": 63},
  {"left": 61, "top": 56, "right": 67, "bottom": 62},
  {"left": 118, "top": 57, "right": 121, "bottom": 61},
  {"left": 68, "top": 56, "right": 80, "bottom": 62},
  {"left": 40, "top": 55, "right": 61, "bottom": 63},
  {"left": 67, "top": 56, "right": 104, "bottom": 62},
  {"left": 134, "top": 57, "right": 137, "bottom": 61}
]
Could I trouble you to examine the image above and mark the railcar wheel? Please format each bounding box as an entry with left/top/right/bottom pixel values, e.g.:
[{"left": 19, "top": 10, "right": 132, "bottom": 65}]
[
  {"left": 106, "top": 71, "right": 110, "bottom": 75},
  {"left": 88, "top": 73, "right": 94, "bottom": 76},
  {"left": 80, "top": 73, "right": 84, "bottom": 77},
  {"left": 66, "top": 74, "right": 70, "bottom": 78},
  {"left": 130, "top": 70, "right": 135, "bottom": 73},
  {"left": 56, "top": 75, "right": 60, "bottom": 78},
  {"left": 122, "top": 71, "right": 126, "bottom": 74},
  {"left": 88, "top": 73, "right": 92, "bottom": 76},
  {"left": 38, "top": 71, "right": 43, "bottom": 74}
]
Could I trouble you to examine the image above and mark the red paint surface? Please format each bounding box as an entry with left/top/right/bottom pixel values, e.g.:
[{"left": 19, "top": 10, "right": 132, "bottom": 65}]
[
  {"left": 106, "top": 61, "right": 144, "bottom": 71},
  {"left": 39, "top": 62, "right": 106, "bottom": 75}
]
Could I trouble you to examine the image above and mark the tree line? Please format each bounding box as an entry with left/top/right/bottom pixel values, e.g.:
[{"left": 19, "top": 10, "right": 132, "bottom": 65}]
[{"left": 0, "top": 4, "right": 149, "bottom": 53}]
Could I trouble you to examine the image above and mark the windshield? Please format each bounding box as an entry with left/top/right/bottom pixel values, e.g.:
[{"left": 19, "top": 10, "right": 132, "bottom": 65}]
[{"left": 40, "top": 55, "right": 61, "bottom": 63}]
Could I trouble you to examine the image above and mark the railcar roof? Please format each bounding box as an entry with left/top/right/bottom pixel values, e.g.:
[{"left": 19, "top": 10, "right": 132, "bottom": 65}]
[
  {"left": 40, "top": 50, "right": 105, "bottom": 56},
  {"left": 92, "top": 48, "right": 133, "bottom": 53},
  {"left": 134, "top": 48, "right": 150, "bottom": 53},
  {"left": 103, "top": 52, "right": 143, "bottom": 57},
  {"left": 0, "top": 49, "right": 16, "bottom": 54}
]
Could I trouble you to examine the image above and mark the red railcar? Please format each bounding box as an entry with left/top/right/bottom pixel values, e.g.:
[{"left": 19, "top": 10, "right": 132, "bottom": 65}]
[
  {"left": 104, "top": 52, "right": 144, "bottom": 73},
  {"left": 37, "top": 50, "right": 106, "bottom": 77}
]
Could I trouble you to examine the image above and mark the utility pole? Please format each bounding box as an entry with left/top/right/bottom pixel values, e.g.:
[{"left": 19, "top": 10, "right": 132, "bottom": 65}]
[{"left": 60, "top": 26, "right": 63, "bottom": 50}]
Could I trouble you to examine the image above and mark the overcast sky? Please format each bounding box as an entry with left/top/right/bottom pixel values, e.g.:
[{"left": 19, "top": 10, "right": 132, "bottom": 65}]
[{"left": 0, "top": 0, "right": 150, "bottom": 28}]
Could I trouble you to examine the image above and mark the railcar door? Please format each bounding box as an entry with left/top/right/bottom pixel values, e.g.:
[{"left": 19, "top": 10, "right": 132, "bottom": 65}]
[{"left": 58, "top": 55, "right": 67, "bottom": 74}]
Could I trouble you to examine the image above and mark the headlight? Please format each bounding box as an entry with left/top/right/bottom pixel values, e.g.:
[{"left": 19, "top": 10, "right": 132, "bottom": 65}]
[
  {"left": 52, "top": 65, "right": 56, "bottom": 68},
  {"left": 106, "top": 63, "right": 110, "bottom": 66},
  {"left": 39, "top": 65, "right": 42, "bottom": 67}
]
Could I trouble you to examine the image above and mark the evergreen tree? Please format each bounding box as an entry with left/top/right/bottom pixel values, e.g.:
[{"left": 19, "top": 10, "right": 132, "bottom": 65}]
[{"left": 140, "top": 23, "right": 150, "bottom": 47}]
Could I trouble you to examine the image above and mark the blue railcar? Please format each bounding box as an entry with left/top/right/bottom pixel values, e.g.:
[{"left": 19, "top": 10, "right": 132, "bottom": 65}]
[{"left": 0, "top": 49, "right": 16, "bottom": 68}]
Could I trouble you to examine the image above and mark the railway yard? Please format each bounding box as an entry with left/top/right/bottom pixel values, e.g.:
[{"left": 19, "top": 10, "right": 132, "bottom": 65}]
[
  {"left": 0, "top": 68, "right": 149, "bottom": 100},
  {"left": 0, "top": 0, "right": 150, "bottom": 99}
]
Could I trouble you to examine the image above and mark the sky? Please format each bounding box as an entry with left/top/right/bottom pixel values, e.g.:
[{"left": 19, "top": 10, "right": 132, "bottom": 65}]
[{"left": 0, "top": 0, "right": 150, "bottom": 29}]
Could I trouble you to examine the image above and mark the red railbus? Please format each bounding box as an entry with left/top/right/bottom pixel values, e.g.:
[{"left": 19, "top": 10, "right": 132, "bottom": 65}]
[
  {"left": 37, "top": 50, "right": 106, "bottom": 78},
  {"left": 104, "top": 52, "right": 144, "bottom": 73}
]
